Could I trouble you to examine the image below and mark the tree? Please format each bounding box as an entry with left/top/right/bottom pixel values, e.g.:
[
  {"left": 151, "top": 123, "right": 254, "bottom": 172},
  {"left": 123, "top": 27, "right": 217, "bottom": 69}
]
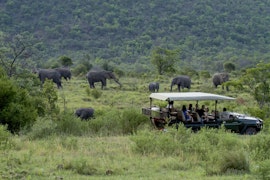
[
  {"left": 239, "top": 62, "right": 270, "bottom": 109},
  {"left": 150, "top": 47, "right": 179, "bottom": 75},
  {"left": 199, "top": 70, "right": 211, "bottom": 81},
  {"left": 0, "top": 33, "right": 36, "bottom": 77},
  {"left": 0, "top": 71, "right": 37, "bottom": 133},
  {"left": 42, "top": 80, "right": 59, "bottom": 117},
  {"left": 223, "top": 62, "right": 236, "bottom": 73},
  {"left": 59, "top": 56, "right": 73, "bottom": 67}
]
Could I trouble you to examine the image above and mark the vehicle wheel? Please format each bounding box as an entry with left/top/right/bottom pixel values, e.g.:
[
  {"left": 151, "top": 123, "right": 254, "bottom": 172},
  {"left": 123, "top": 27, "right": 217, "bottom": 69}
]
[{"left": 245, "top": 127, "right": 257, "bottom": 135}]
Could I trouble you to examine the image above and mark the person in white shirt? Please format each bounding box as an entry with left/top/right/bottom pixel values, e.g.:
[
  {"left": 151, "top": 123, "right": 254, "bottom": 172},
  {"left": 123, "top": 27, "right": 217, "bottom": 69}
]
[{"left": 220, "top": 107, "right": 230, "bottom": 120}]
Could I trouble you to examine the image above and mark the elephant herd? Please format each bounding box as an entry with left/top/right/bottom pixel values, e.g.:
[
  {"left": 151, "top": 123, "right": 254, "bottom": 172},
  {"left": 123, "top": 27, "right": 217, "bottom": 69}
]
[
  {"left": 149, "top": 72, "right": 230, "bottom": 92},
  {"left": 36, "top": 68, "right": 72, "bottom": 89},
  {"left": 34, "top": 68, "right": 122, "bottom": 120},
  {"left": 34, "top": 67, "right": 229, "bottom": 120}
]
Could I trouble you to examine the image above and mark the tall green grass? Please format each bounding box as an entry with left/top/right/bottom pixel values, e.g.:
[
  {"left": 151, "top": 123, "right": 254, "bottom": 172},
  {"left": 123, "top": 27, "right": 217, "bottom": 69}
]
[
  {"left": 2, "top": 76, "right": 268, "bottom": 179},
  {"left": 26, "top": 108, "right": 149, "bottom": 139}
]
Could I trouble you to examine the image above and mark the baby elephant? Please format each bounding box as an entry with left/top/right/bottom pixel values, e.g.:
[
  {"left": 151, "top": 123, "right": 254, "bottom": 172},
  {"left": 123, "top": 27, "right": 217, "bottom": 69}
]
[
  {"left": 149, "top": 82, "right": 159, "bottom": 92},
  {"left": 75, "top": 108, "right": 94, "bottom": 120}
]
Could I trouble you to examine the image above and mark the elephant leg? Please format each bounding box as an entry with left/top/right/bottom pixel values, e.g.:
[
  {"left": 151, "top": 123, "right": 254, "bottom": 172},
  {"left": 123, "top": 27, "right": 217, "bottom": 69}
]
[
  {"left": 90, "top": 83, "right": 94, "bottom": 88},
  {"left": 101, "top": 80, "right": 106, "bottom": 89},
  {"left": 177, "top": 85, "right": 181, "bottom": 92}
]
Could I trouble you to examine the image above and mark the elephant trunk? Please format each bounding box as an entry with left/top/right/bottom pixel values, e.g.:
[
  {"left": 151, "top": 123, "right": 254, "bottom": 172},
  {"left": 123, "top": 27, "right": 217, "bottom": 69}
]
[{"left": 114, "top": 79, "right": 122, "bottom": 87}]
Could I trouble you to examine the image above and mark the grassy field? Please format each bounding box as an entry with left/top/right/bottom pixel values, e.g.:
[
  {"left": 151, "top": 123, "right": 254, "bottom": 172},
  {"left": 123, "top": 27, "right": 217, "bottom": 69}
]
[{"left": 0, "top": 76, "right": 269, "bottom": 179}]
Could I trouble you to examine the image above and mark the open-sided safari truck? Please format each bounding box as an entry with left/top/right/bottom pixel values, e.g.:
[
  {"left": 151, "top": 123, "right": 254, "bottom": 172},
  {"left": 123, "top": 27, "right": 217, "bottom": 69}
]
[{"left": 142, "top": 92, "right": 263, "bottom": 135}]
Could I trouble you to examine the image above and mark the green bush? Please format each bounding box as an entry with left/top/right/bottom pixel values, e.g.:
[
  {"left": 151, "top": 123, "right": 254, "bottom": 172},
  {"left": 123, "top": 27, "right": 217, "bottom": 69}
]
[
  {"left": 254, "top": 160, "right": 270, "bottom": 180},
  {"left": 130, "top": 129, "right": 186, "bottom": 156},
  {"left": 120, "top": 108, "right": 148, "bottom": 134},
  {"left": 219, "top": 151, "right": 250, "bottom": 173},
  {"left": 86, "top": 88, "right": 102, "bottom": 99},
  {"left": 86, "top": 108, "right": 148, "bottom": 136},
  {"left": 206, "top": 150, "right": 249, "bottom": 175},
  {"left": 89, "top": 110, "right": 122, "bottom": 136},
  {"left": 64, "top": 158, "right": 98, "bottom": 175},
  {"left": 0, "top": 125, "right": 12, "bottom": 150},
  {"left": 27, "top": 111, "right": 93, "bottom": 138},
  {"left": 248, "top": 134, "right": 270, "bottom": 161},
  {"left": 0, "top": 77, "right": 38, "bottom": 133},
  {"left": 55, "top": 111, "right": 88, "bottom": 136},
  {"left": 26, "top": 116, "right": 57, "bottom": 140}
]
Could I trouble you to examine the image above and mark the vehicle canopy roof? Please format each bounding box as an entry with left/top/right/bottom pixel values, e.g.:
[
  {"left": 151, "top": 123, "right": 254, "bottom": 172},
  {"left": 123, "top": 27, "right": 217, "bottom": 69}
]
[{"left": 149, "top": 92, "right": 235, "bottom": 101}]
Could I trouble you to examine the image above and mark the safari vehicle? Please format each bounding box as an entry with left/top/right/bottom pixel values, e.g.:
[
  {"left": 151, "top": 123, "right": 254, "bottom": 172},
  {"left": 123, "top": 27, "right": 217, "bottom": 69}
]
[{"left": 142, "top": 92, "right": 263, "bottom": 135}]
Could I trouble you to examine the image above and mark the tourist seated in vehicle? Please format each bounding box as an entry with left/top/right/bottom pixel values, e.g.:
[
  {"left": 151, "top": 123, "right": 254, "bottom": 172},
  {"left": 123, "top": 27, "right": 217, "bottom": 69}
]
[
  {"left": 220, "top": 107, "right": 231, "bottom": 120},
  {"left": 167, "top": 101, "right": 175, "bottom": 111},
  {"left": 182, "top": 105, "right": 194, "bottom": 122},
  {"left": 166, "top": 101, "right": 177, "bottom": 117},
  {"left": 204, "top": 107, "right": 215, "bottom": 122},
  {"left": 195, "top": 103, "right": 199, "bottom": 112},
  {"left": 188, "top": 104, "right": 194, "bottom": 112},
  {"left": 196, "top": 104, "right": 206, "bottom": 118}
]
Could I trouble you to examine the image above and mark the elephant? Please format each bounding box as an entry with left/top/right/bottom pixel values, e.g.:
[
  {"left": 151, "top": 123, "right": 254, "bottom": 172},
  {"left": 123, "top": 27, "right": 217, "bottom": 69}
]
[
  {"left": 75, "top": 108, "right": 94, "bottom": 120},
  {"left": 36, "top": 69, "right": 62, "bottom": 88},
  {"left": 86, "top": 70, "right": 122, "bottom": 89},
  {"left": 170, "top": 75, "right": 191, "bottom": 92},
  {"left": 212, "top": 73, "right": 229, "bottom": 91},
  {"left": 55, "top": 67, "right": 71, "bottom": 81},
  {"left": 149, "top": 82, "right": 159, "bottom": 92}
]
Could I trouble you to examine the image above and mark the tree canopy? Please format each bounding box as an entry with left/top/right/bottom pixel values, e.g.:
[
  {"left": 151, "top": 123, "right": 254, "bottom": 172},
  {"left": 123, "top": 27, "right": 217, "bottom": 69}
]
[
  {"left": 150, "top": 47, "right": 178, "bottom": 75},
  {"left": 0, "top": 0, "right": 270, "bottom": 73}
]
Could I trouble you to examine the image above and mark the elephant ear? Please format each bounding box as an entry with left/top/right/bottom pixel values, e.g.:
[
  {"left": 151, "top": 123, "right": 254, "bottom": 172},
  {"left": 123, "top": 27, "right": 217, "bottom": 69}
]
[{"left": 106, "top": 71, "right": 115, "bottom": 79}]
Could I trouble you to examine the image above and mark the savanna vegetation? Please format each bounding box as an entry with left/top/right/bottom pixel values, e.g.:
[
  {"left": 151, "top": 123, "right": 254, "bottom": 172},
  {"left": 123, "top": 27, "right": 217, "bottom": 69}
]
[
  {"left": 1, "top": 63, "right": 270, "bottom": 179},
  {"left": 1, "top": 0, "right": 270, "bottom": 179},
  {"left": 1, "top": 0, "right": 270, "bottom": 73}
]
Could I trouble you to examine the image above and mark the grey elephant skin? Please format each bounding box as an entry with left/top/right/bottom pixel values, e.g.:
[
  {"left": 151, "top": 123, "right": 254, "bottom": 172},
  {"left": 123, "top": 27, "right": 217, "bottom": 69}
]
[
  {"left": 149, "top": 82, "right": 159, "bottom": 92},
  {"left": 86, "top": 70, "right": 121, "bottom": 89},
  {"left": 75, "top": 108, "right": 94, "bottom": 120},
  {"left": 55, "top": 68, "right": 71, "bottom": 81},
  {"left": 170, "top": 75, "right": 191, "bottom": 92},
  {"left": 212, "top": 73, "right": 229, "bottom": 91},
  {"left": 37, "top": 69, "right": 62, "bottom": 88}
]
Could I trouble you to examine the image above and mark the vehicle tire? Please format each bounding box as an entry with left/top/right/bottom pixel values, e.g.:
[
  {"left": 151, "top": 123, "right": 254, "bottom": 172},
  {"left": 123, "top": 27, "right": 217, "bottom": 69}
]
[{"left": 245, "top": 127, "right": 257, "bottom": 135}]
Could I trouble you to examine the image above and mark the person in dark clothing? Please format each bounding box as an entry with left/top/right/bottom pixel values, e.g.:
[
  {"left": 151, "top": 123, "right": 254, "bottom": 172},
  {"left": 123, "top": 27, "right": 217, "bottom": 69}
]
[
  {"left": 197, "top": 105, "right": 206, "bottom": 119},
  {"left": 188, "top": 104, "right": 193, "bottom": 112},
  {"left": 182, "top": 105, "right": 193, "bottom": 122}
]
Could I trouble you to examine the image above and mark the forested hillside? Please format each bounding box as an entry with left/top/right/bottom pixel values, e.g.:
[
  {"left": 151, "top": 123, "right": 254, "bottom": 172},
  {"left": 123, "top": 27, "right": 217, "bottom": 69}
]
[{"left": 1, "top": 0, "right": 270, "bottom": 73}]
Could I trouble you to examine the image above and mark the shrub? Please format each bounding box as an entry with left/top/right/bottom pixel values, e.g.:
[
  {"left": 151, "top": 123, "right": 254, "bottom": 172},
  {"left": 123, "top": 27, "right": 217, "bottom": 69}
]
[
  {"left": 86, "top": 88, "right": 102, "bottom": 99},
  {"left": 0, "top": 125, "right": 12, "bottom": 150},
  {"left": 248, "top": 134, "right": 270, "bottom": 161},
  {"left": 254, "top": 160, "right": 270, "bottom": 180},
  {"left": 89, "top": 110, "right": 122, "bottom": 136},
  {"left": 0, "top": 77, "right": 38, "bottom": 133},
  {"left": 86, "top": 108, "right": 148, "bottom": 136},
  {"left": 27, "top": 110, "right": 93, "bottom": 138},
  {"left": 206, "top": 150, "right": 249, "bottom": 175},
  {"left": 120, "top": 108, "right": 148, "bottom": 134},
  {"left": 130, "top": 129, "right": 186, "bottom": 156},
  {"left": 55, "top": 111, "right": 87, "bottom": 136},
  {"left": 64, "top": 158, "right": 98, "bottom": 175},
  {"left": 219, "top": 151, "right": 250, "bottom": 173},
  {"left": 26, "top": 116, "right": 57, "bottom": 140}
]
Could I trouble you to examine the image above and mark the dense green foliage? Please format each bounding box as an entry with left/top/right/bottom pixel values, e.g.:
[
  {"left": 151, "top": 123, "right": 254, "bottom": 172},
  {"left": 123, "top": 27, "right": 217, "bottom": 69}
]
[
  {"left": 1, "top": 1, "right": 270, "bottom": 177},
  {"left": 0, "top": 74, "right": 38, "bottom": 133},
  {"left": 1, "top": 0, "right": 270, "bottom": 73},
  {"left": 2, "top": 124, "right": 270, "bottom": 179},
  {"left": 0, "top": 68, "right": 269, "bottom": 178}
]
